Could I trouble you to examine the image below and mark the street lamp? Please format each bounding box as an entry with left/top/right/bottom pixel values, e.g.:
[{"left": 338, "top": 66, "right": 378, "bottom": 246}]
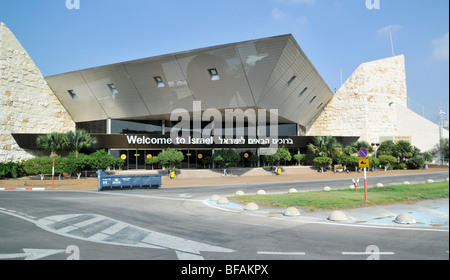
[{"left": 371, "top": 143, "right": 380, "bottom": 158}]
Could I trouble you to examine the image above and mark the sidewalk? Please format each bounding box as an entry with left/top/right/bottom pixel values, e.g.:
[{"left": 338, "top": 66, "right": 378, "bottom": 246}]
[{"left": 0, "top": 166, "right": 448, "bottom": 190}]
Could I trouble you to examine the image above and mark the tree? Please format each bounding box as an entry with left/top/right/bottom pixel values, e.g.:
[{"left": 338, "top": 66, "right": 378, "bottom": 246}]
[
  {"left": 36, "top": 132, "right": 65, "bottom": 158},
  {"left": 377, "top": 140, "right": 396, "bottom": 156},
  {"left": 307, "top": 136, "right": 342, "bottom": 159},
  {"left": 393, "top": 141, "right": 413, "bottom": 162},
  {"left": 293, "top": 154, "right": 307, "bottom": 166},
  {"left": 313, "top": 156, "right": 332, "bottom": 169},
  {"left": 378, "top": 155, "right": 397, "bottom": 168},
  {"left": 86, "top": 149, "right": 120, "bottom": 171},
  {"left": 431, "top": 138, "right": 449, "bottom": 162},
  {"left": 407, "top": 155, "right": 425, "bottom": 169},
  {"left": 157, "top": 148, "right": 184, "bottom": 170},
  {"left": 145, "top": 156, "right": 160, "bottom": 169},
  {"left": 64, "top": 130, "right": 97, "bottom": 158},
  {"left": 212, "top": 149, "right": 240, "bottom": 169},
  {"left": 350, "top": 141, "right": 374, "bottom": 154}
]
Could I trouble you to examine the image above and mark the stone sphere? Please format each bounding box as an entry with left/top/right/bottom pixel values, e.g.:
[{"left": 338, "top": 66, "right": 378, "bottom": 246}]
[
  {"left": 328, "top": 211, "right": 348, "bottom": 221},
  {"left": 288, "top": 188, "right": 298, "bottom": 194},
  {"left": 245, "top": 203, "right": 259, "bottom": 211},
  {"left": 217, "top": 197, "right": 229, "bottom": 204},
  {"left": 323, "top": 187, "right": 332, "bottom": 191},
  {"left": 256, "top": 190, "right": 267, "bottom": 195},
  {"left": 395, "top": 213, "right": 416, "bottom": 224},
  {"left": 283, "top": 207, "right": 300, "bottom": 216},
  {"left": 235, "top": 190, "right": 245, "bottom": 196}
]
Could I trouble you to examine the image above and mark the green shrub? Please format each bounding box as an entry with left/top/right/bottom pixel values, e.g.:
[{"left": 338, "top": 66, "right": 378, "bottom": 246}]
[
  {"left": 0, "top": 161, "right": 25, "bottom": 178},
  {"left": 313, "top": 156, "right": 332, "bottom": 168},
  {"left": 293, "top": 154, "right": 307, "bottom": 165},
  {"left": 368, "top": 156, "right": 380, "bottom": 168},
  {"left": 23, "top": 157, "right": 53, "bottom": 175},
  {"left": 157, "top": 148, "right": 185, "bottom": 170},
  {"left": 407, "top": 155, "right": 425, "bottom": 169},
  {"left": 393, "top": 163, "right": 407, "bottom": 170},
  {"left": 378, "top": 155, "right": 398, "bottom": 167},
  {"left": 211, "top": 149, "right": 239, "bottom": 169}
]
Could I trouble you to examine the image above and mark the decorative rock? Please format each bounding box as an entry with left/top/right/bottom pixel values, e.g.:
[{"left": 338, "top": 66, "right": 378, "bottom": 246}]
[
  {"left": 323, "top": 187, "right": 332, "bottom": 191},
  {"left": 217, "top": 197, "right": 229, "bottom": 204},
  {"left": 403, "top": 181, "right": 411, "bottom": 185},
  {"left": 235, "top": 190, "right": 245, "bottom": 196},
  {"left": 426, "top": 179, "right": 434, "bottom": 183},
  {"left": 349, "top": 185, "right": 356, "bottom": 190},
  {"left": 210, "top": 194, "right": 220, "bottom": 201},
  {"left": 328, "top": 211, "right": 348, "bottom": 221},
  {"left": 256, "top": 190, "right": 267, "bottom": 195},
  {"left": 283, "top": 207, "right": 300, "bottom": 217},
  {"left": 244, "top": 203, "right": 259, "bottom": 211},
  {"left": 446, "top": 178, "right": 449, "bottom": 182},
  {"left": 288, "top": 188, "right": 298, "bottom": 194},
  {"left": 395, "top": 213, "right": 416, "bottom": 224},
  {"left": 376, "top": 183, "right": 384, "bottom": 187}
]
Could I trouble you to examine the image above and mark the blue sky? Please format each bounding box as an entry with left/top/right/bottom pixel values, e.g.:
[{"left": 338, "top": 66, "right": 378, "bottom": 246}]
[{"left": 1, "top": 0, "right": 448, "bottom": 123}]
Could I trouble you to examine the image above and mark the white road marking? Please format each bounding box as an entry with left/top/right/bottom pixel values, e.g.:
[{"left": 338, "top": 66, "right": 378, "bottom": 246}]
[
  {"left": 257, "top": 251, "right": 306, "bottom": 256},
  {"left": 0, "top": 248, "right": 65, "bottom": 260},
  {"left": 35, "top": 214, "right": 234, "bottom": 260}
]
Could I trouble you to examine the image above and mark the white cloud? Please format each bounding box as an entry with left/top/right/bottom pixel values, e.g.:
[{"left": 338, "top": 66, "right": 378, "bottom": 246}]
[
  {"left": 431, "top": 32, "right": 449, "bottom": 61},
  {"left": 377, "top": 25, "right": 403, "bottom": 37},
  {"left": 271, "top": 8, "right": 287, "bottom": 21}
]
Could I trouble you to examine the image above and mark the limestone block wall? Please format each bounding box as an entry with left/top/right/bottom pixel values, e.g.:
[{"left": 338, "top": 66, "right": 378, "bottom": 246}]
[
  {"left": 307, "top": 55, "right": 446, "bottom": 153},
  {"left": 307, "top": 55, "right": 407, "bottom": 143},
  {"left": 0, "top": 23, "right": 75, "bottom": 162}
]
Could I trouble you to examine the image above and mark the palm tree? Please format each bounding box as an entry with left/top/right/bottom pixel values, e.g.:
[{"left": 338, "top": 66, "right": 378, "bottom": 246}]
[
  {"left": 64, "top": 130, "right": 97, "bottom": 158},
  {"left": 36, "top": 132, "right": 66, "bottom": 158},
  {"left": 307, "top": 136, "right": 342, "bottom": 158}
]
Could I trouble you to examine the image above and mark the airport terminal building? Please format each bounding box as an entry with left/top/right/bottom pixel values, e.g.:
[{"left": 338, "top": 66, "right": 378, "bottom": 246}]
[{"left": 1, "top": 22, "right": 448, "bottom": 169}]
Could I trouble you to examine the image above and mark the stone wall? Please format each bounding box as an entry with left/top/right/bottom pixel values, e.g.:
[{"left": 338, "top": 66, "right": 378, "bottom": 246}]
[
  {"left": 307, "top": 55, "right": 448, "bottom": 153},
  {"left": 0, "top": 23, "right": 75, "bottom": 162}
]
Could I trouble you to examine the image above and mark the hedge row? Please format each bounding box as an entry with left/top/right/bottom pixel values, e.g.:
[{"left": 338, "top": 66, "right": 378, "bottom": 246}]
[{"left": 0, "top": 150, "right": 124, "bottom": 179}]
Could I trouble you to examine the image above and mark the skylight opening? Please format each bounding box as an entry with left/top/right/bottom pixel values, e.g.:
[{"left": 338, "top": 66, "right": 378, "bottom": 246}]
[
  {"left": 107, "top": 83, "right": 119, "bottom": 95},
  {"left": 208, "top": 68, "right": 220, "bottom": 81},
  {"left": 299, "top": 87, "right": 308, "bottom": 97},
  {"left": 287, "top": 76, "right": 296, "bottom": 86},
  {"left": 154, "top": 76, "right": 165, "bottom": 88},
  {"left": 67, "top": 90, "right": 76, "bottom": 100}
]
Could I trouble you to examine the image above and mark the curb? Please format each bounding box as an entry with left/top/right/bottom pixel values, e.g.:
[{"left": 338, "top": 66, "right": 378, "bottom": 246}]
[{"left": 0, "top": 187, "right": 45, "bottom": 191}]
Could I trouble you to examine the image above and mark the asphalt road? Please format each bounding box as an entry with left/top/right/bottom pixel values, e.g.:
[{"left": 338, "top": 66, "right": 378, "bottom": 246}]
[{"left": 0, "top": 171, "right": 448, "bottom": 262}]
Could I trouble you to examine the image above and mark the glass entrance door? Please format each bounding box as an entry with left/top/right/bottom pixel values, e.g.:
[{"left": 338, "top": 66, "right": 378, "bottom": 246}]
[{"left": 127, "top": 150, "right": 146, "bottom": 170}]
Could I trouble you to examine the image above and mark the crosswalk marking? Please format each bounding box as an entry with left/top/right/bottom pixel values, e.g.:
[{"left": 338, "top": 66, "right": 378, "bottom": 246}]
[{"left": 35, "top": 214, "right": 234, "bottom": 260}]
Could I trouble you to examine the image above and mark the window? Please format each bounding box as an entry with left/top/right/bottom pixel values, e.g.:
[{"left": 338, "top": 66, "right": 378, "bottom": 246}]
[
  {"left": 107, "top": 83, "right": 119, "bottom": 95},
  {"left": 309, "top": 96, "right": 317, "bottom": 104},
  {"left": 67, "top": 90, "right": 76, "bottom": 100},
  {"left": 154, "top": 76, "right": 165, "bottom": 88},
  {"left": 316, "top": 103, "right": 323, "bottom": 110},
  {"left": 287, "top": 76, "right": 296, "bottom": 86},
  {"left": 299, "top": 87, "right": 308, "bottom": 97},
  {"left": 208, "top": 68, "right": 220, "bottom": 81}
]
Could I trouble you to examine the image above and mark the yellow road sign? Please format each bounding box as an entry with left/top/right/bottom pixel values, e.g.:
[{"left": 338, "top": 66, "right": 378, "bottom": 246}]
[{"left": 359, "top": 159, "right": 370, "bottom": 168}]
